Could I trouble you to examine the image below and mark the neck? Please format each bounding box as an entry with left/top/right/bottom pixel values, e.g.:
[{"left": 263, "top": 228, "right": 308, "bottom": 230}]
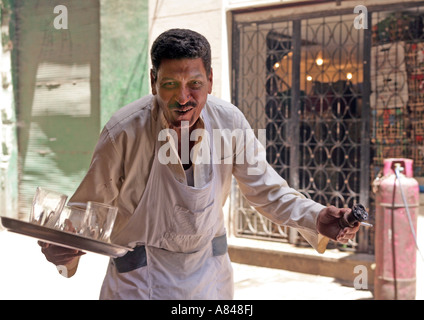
[{"left": 172, "top": 125, "right": 194, "bottom": 168}]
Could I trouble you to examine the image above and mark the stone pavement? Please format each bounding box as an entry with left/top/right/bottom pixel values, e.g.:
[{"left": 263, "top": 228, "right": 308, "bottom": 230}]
[
  {"left": 232, "top": 263, "right": 374, "bottom": 300},
  {"left": 232, "top": 214, "right": 424, "bottom": 300},
  {"left": 0, "top": 219, "right": 422, "bottom": 300}
]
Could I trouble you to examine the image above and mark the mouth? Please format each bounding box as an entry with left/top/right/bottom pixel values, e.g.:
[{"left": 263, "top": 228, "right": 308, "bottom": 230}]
[{"left": 174, "top": 107, "right": 194, "bottom": 115}]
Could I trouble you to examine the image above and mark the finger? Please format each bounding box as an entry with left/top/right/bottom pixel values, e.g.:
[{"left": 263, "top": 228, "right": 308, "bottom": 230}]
[
  {"left": 337, "top": 227, "right": 359, "bottom": 242},
  {"left": 341, "top": 207, "right": 352, "bottom": 216},
  {"left": 40, "top": 244, "right": 85, "bottom": 264},
  {"left": 57, "top": 252, "right": 85, "bottom": 265},
  {"left": 38, "top": 241, "right": 50, "bottom": 248},
  {"left": 47, "top": 245, "right": 80, "bottom": 256},
  {"left": 344, "top": 224, "right": 360, "bottom": 236},
  {"left": 337, "top": 238, "right": 349, "bottom": 244},
  {"left": 333, "top": 206, "right": 351, "bottom": 217},
  {"left": 64, "top": 219, "right": 76, "bottom": 233},
  {"left": 337, "top": 233, "right": 356, "bottom": 241},
  {"left": 50, "top": 254, "right": 80, "bottom": 266},
  {"left": 51, "top": 248, "right": 85, "bottom": 258},
  {"left": 326, "top": 206, "right": 342, "bottom": 218},
  {"left": 41, "top": 248, "right": 85, "bottom": 265},
  {"left": 318, "top": 206, "right": 342, "bottom": 224},
  {"left": 48, "top": 248, "right": 86, "bottom": 263}
]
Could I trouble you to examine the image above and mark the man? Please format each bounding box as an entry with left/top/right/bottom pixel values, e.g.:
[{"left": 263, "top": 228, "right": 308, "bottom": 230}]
[{"left": 40, "top": 28, "right": 360, "bottom": 299}]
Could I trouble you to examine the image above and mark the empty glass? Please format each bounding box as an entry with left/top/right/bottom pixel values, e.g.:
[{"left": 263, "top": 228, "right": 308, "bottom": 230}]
[
  {"left": 30, "top": 187, "right": 68, "bottom": 227},
  {"left": 85, "top": 201, "right": 118, "bottom": 242},
  {"left": 55, "top": 206, "right": 89, "bottom": 236}
]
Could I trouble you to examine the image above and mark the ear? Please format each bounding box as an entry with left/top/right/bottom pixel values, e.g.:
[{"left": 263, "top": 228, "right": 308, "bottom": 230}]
[
  {"left": 208, "top": 68, "right": 213, "bottom": 94},
  {"left": 150, "top": 69, "right": 157, "bottom": 95}
]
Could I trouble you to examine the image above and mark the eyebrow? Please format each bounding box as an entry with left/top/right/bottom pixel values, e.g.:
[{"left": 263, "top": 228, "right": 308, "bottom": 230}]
[
  {"left": 160, "top": 73, "right": 205, "bottom": 82},
  {"left": 160, "top": 77, "right": 177, "bottom": 83}
]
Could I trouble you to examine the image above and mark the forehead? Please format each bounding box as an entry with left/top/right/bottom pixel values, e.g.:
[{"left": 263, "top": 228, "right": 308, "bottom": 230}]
[{"left": 157, "top": 58, "right": 207, "bottom": 78}]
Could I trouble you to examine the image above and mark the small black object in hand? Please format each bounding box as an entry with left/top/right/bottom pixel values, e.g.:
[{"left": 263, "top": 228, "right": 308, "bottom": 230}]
[{"left": 352, "top": 204, "right": 368, "bottom": 222}]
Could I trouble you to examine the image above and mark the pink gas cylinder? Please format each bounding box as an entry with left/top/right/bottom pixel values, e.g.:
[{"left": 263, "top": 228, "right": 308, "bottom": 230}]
[{"left": 374, "top": 158, "right": 419, "bottom": 300}]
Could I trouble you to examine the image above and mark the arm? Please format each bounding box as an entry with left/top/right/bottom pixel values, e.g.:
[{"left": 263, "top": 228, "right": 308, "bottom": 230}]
[{"left": 39, "top": 126, "right": 124, "bottom": 275}]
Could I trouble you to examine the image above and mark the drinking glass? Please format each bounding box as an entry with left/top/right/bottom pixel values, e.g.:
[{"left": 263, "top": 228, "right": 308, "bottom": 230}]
[
  {"left": 85, "top": 201, "right": 118, "bottom": 242},
  {"left": 30, "top": 187, "right": 68, "bottom": 227},
  {"left": 55, "top": 206, "right": 89, "bottom": 236}
]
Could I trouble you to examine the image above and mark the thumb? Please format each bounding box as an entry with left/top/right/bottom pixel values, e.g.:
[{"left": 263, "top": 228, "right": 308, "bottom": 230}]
[
  {"left": 318, "top": 206, "right": 340, "bottom": 222},
  {"left": 318, "top": 206, "right": 351, "bottom": 225}
]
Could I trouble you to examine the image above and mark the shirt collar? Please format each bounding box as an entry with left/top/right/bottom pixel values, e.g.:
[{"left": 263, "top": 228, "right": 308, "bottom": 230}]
[{"left": 152, "top": 96, "right": 211, "bottom": 187}]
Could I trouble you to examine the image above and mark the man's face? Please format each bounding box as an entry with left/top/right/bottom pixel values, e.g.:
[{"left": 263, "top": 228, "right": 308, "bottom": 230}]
[{"left": 151, "top": 58, "right": 213, "bottom": 130}]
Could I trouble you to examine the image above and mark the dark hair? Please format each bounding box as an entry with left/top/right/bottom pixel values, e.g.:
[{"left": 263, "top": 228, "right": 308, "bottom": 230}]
[{"left": 150, "top": 29, "right": 212, "bottom": 80}]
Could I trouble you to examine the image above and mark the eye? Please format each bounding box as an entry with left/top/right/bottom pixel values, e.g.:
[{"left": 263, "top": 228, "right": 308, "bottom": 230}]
[
  {"left": 161, "top": 81, "right": 178, "bottom": 89},
  {"left": 189, "top": 80, "right": 203, "bottom": 89}
]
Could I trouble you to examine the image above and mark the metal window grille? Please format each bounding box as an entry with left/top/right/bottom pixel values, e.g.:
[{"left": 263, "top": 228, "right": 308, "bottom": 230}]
[{"left": 231, "top": 2, "right": 424, "bottom": 253}]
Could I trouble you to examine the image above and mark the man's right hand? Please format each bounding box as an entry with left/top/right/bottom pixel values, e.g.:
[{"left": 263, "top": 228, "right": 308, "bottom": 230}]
[{"left": 38, "top": 241, "right": 85, "bottom": 266}]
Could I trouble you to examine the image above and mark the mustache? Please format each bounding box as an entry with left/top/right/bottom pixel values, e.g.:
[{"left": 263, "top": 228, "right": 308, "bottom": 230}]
[{"left": 169, "top": 101, "right": 197, "bottom": 109}]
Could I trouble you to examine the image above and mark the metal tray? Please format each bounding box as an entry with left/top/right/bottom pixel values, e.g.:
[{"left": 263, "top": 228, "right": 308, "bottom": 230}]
[{"left": 1, "top": 217, "right": 132, "bottom": 258}]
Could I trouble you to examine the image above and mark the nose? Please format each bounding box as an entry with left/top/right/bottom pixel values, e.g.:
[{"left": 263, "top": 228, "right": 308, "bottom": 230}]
[{"left": 175, "top": 85, "right": 191, "bottom": 106}]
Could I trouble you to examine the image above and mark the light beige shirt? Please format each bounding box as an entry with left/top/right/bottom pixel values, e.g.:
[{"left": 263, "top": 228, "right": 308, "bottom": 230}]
[{"left": 69, "top": 94, "right": 326, "bottom": 251}]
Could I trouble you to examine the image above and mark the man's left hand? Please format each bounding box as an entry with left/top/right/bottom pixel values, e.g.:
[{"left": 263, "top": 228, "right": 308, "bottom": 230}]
[{"left": 316, "top": 206, "right": 361, "bottom": 243}]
